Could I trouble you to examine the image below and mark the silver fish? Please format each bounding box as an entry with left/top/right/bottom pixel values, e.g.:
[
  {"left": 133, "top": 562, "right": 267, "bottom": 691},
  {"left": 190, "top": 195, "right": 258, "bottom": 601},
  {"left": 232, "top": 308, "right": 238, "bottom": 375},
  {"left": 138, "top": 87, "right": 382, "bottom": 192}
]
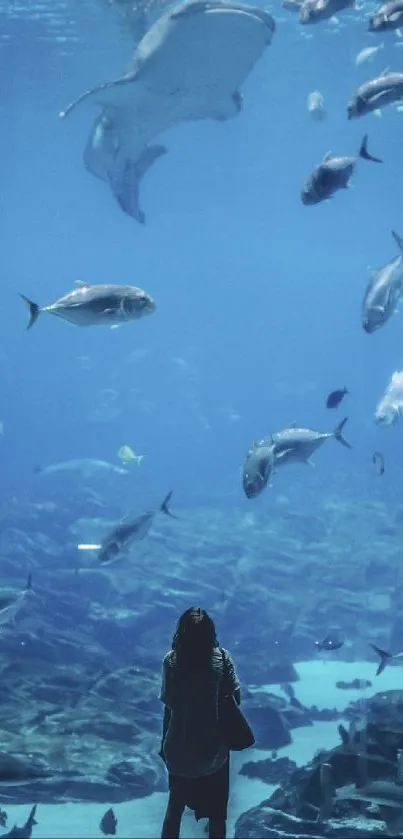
[
  {"left": 355, "top": 44, "right": 384, "bottom": 66},
  {"left": 242, "top": 438, "right": 275, "bottom": 498},
  {"left": 0, "top": 573, "right": 32, "bottom": 628},
  {"left": 20, "top": 282, "right": 155, "bottom": 330},
  {"left": 299, "top": 0, "right": 354, "bottom": 24},
  {"left": 307, "top": 90, "right": 326, "bottom": 121},
  {"left": 362, "top": 230, "right": 403, "bottom": 333},
  {"left": 347, "top": 71, "right": 403, "bottom": 118},
  {"left": 98, "top": 491, "right": 177, "bottom": 565},
  {"left": 301, "top": 135, "right": 382, "bottom": 205},
  {"left": 35, "top": 459, "right": 129, "bottom": 479},
  {"left": 271, "top": 418, "right": 351, "bottom": 467},
  {"left": 369, "top": 0, "right": 403, "bottom": 31}
]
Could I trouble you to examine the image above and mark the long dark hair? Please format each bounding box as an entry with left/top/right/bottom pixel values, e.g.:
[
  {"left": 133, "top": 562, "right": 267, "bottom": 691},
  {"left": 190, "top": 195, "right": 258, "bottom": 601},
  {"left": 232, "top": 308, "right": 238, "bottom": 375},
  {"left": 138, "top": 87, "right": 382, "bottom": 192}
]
[{"left": 172, "top": 607, "right": 218, "bottom": 669}]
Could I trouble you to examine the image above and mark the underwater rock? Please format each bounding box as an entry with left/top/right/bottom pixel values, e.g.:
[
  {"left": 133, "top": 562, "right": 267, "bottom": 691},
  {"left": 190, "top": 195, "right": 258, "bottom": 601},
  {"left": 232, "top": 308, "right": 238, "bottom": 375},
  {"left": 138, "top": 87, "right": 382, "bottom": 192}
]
[
  {"left": 234, "top": 806, "right": 390, "bottom": 837},
  {"left": 240, "top": 756, "right": 297, "bottom": 785},
  {"left": 243, "top": 693, "right": 293, "bottom": 749},
  {"left": 105, "top": 758, "right": 166, "bottom": 797},
  {"left": 235, "top": 691, "right": 403, "bottom": 837}
]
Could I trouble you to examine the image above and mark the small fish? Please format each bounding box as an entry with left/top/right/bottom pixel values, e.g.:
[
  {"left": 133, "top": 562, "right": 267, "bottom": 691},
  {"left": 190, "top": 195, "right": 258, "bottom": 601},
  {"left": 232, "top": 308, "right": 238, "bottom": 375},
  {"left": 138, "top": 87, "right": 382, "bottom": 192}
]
[
  {"left": 355, "top": 44, "right": 384, "bottom": 66},
  {"left": 0, "top": 805, "right": 38, "bottom": 838},
  {"left": 99, "top": 807, "right": 117, "bottom": 836},
  {"left": 0, "top": 573, "right": 32, "bottom": 628},
  {"left": 369, "top": 1, "right": 403, "bottom": 32},
  {"left": 19, "top": 282, "right": 155, "bottom": 330},
  {"left": 35, "top": 459, "right": 129, "bottom": 479},
  {"left": 326, "top": 387, "right": 349, "bottom": 409},
  {"left": 315, "top": 633, "right": 344, "bottom": 651},
  {"left": 372, "top": 451, "right": 385, "bottom": 475},
  {"left": 362, "top": 231, "right": 403, "bottom": 333},
  {"left": 348, "top": 71, "right": 403, "bottom": 118},
  {"left": 369, "top": 642, "right": 403, "bottom": 675},
  {"left": 301, "top": 135, "right": 382, "bottom": 205},
  {"left": 117, "top": 445, "right": 144, "bottom": 467},
  {"left": 307, "top": 90, "right": 326, "bottom": 120},
  {"left": 242, "top": 438, "right": 275, "bottom": 498},
  {"left": 98, "top": 491, "right": 177, "bottom": 565}
]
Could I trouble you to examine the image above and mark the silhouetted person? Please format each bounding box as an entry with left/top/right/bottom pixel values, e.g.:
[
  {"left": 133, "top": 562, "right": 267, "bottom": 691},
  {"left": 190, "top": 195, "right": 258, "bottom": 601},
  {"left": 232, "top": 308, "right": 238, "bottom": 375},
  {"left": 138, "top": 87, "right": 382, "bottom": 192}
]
[{"left": 160, "top": 607, "right": 240, "bottom": 839}]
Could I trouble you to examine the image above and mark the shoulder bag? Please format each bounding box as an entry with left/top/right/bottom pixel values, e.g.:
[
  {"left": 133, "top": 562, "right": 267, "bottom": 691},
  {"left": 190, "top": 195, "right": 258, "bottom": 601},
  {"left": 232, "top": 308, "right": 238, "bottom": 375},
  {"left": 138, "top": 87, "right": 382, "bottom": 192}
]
[{"left": 218, "top": 649, "right": 255, "bottom": 751}]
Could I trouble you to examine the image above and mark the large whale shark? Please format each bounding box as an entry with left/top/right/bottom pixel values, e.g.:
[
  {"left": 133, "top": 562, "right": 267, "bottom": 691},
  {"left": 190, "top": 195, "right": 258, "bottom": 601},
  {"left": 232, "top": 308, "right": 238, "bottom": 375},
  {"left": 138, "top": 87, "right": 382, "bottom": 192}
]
[{"left": 60, "top": 0, "right": 275, "bottom": 222}]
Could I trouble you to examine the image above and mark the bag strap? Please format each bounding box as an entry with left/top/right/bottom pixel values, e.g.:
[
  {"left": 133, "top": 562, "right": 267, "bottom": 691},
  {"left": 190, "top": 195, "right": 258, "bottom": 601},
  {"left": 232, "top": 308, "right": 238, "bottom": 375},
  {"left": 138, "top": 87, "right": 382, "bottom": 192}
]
[{"left": 220, "top": 648, "right": 229, "bottom": 695}]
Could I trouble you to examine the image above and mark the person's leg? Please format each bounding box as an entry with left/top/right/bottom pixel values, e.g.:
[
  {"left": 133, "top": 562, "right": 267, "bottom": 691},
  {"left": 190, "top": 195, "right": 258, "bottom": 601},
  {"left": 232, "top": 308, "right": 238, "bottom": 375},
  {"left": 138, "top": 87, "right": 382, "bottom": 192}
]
[
  {"left": 161, "top": 787, "right": 185, "bottom": 839},
  {"left": 208, "top": 818, "right": 226, "bottom": 838}
]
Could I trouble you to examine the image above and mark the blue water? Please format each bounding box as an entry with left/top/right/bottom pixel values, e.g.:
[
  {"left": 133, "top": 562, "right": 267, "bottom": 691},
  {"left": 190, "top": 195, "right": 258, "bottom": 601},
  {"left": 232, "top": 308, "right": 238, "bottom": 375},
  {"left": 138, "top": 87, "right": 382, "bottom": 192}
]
[
  {"left": 3, "top": 0, "right": 403, "bottom": 512},
  {"left": 1, "top": 0, "right": 403, "bottom": 833}
]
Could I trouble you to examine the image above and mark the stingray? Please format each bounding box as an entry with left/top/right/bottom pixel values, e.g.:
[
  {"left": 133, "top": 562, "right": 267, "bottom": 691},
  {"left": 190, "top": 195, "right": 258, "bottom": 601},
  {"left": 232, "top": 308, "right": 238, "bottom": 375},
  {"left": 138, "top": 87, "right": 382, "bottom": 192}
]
[{"left": 60, "top": 0, "right": 275, "bottom": 223}]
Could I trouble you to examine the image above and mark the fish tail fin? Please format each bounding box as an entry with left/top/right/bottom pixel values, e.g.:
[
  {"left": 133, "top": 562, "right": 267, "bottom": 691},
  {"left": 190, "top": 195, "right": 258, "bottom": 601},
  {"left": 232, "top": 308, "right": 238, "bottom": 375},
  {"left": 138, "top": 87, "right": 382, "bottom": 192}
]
[
  {"left": 333, "top": 417, "right": 351, "bottom": 448},
  {"left": 28, "top": 805, "right": 38, "bottom": 827},
  {"left": 19, "top": 294, "right": 40, "bottom": 329},
  {"left": 392, "top": 230, "right": 403, "bottom": 252},
  {"left": 136, "top": 455, "right": 144, "bottom": 465},
  {"left": 359, "top": 134, "right": 383, "bottom": 164},
  {"left": 161, "top": 491, "right": 177, "bottom": 519},
  {"left": 370, "top": 643, "right": 392, "bottom": 676}
]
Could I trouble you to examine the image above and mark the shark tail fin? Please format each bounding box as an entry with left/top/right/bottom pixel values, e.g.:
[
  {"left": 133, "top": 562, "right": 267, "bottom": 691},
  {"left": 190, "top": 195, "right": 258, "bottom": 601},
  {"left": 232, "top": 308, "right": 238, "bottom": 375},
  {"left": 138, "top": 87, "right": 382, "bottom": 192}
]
[
  {"left": 370, "top": 643, "right": 392, "bottom": 676},
  {"left": 109, "top": 145, "right": 167, "bottom": 225},
  {"left": 19, "top": 294, "right": 40, "bottom": 329},
  {"left": 161, "top": 491, "right": 177, "bottom": 519},
  {"left": 359, "top": 134, "right": 383, "bottom": 164},
  {"left": 333, "top": 417, "right": 351, "bottom": 449}
]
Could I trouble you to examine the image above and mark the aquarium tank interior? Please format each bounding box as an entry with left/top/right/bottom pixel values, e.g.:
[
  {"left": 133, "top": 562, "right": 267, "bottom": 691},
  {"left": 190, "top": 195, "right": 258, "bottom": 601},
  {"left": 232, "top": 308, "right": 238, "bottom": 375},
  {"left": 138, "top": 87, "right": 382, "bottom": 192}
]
[{"left": 2, "top": 0, "right": 403, "bottom": 836}]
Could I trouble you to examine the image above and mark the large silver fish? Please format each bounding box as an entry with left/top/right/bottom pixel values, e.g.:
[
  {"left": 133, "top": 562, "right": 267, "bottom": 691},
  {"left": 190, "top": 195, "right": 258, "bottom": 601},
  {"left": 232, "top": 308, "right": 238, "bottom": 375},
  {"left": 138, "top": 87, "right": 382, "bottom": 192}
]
[
  {"left": 60, "top": 0, "right": 275, "bottom": 223},
  {"left": 362, "top": 231, "right": 403, "bottom": 333},
  {"left": 242, "top": 438, "right": 275, "bottom": 498},
  {"left": 301, "top": 135, "right": 382, "bottom": 205},
  {"left": 347, "top": 71, "right": 403, "bottom": 118},
  {"left": 271, "top": 418, "right": 351, "bottom": 467},
  {"left": 20, "top": 282, "right": 155, "bottom": 330},
  {"left": 369, "top": 0, "right": 403, "bottom": 31},
  {"left": 98, "top": 491, "right": 177, "bottom": 565}
]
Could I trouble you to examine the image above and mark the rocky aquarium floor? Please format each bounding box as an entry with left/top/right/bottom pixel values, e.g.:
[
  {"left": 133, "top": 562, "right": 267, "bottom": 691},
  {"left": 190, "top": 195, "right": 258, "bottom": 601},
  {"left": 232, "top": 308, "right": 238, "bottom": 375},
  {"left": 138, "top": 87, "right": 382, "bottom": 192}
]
[{"left": 1, "top": 659, "right": 401, "bottom": 838}]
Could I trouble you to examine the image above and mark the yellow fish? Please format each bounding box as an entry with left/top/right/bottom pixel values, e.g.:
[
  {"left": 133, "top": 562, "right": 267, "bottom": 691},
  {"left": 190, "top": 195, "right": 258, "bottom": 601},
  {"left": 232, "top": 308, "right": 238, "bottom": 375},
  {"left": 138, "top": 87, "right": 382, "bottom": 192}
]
[{"left": 117, "top": 445, "right": 144, "bottom": 467}]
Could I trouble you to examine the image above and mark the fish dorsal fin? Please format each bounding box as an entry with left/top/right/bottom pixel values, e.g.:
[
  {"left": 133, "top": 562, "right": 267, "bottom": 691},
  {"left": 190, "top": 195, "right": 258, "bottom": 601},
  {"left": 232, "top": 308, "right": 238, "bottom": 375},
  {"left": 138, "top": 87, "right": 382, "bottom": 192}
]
[
  {"left": 392, "top": 230, "right": 403, "bottom": 253},
  {"left": 75, "top": 280, "right": 92, "bottom": 288},
  {"left": 379, "top": 66, "right": 391, "bottom": 77},
  {"left": 288, "top": 420, "right": 297, "bottom": 428},
  {"left": 322, "top": 151, "right": 332, "bottom": 162}
]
